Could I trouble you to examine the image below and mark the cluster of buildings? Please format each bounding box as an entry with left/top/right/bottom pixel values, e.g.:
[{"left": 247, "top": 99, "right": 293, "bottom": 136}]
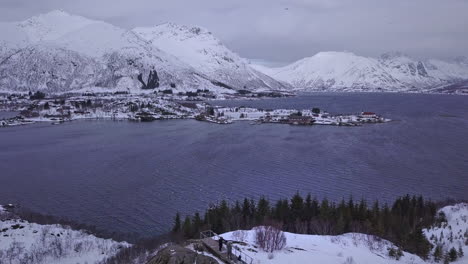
[{"left": 201, "top": 106, "right": 389, "bottom": 126}]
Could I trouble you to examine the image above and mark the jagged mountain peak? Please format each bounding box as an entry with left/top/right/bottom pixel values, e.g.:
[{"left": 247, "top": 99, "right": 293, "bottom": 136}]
[
  {"left": 133, "top": 23, "right": 242, "bottom": 68},
  {"left": 133, "top": 22, "right": 221, "bottom": 49},
  {"left": 133, "top": 24, "right": 288, "bottom": 91}
]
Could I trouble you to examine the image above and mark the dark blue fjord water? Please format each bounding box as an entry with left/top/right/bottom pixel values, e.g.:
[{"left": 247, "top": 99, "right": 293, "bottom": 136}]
[{"left": 0, "top": 93, "right": 467, "bottom": 236}]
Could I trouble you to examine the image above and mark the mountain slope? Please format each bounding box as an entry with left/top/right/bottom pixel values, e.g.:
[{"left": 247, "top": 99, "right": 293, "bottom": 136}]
[
  {"left": 0, "top": 11, "right": 229, "bottom": 93},
  {"left": 133, "top": 23, "right": 289, "bottom": 91},
  {"left": 254, "top": 51, "right": 468, "bottom": 92},
  {"left": 0, "top": 44, "right": 102, "bottom": 92}
]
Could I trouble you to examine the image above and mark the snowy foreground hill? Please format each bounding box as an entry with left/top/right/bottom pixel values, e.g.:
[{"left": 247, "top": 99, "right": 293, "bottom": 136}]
[
  {"left": 0, "top": 10, "right": 287, "bottom": 94},
  {"left": 220, "top": 231, "right": 426, "bottom": 264},
  {"left": 155, "top": 203, "right": 468, "bottom": 264},
  {"left": 0, "top": 205, "right": 129, "bottom": 264},
  {"left": 215, "top": 205, "right": 468, "bottom": 264},
  {"left": 253, "top": 52, "right": 468, "bottom": 93}
]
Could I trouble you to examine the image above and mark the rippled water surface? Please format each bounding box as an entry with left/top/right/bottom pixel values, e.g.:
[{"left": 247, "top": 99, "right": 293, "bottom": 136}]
[{"left": 0, "top": 93, "right": 467, "bottom": 236}]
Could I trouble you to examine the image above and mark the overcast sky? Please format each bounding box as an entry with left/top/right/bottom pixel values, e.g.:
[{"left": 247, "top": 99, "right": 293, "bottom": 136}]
[{"left": 1, "top": 0, "right": 467, "bottom": 64}]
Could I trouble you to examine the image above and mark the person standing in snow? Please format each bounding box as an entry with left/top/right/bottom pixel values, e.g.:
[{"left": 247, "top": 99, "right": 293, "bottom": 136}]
[{"left": 218, "top": 236, "right": 223, "bottom": 251}]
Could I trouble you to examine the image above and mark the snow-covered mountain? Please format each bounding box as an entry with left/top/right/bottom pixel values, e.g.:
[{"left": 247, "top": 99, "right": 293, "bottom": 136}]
[
  {"left": 133, "top": 23, "right": 288, "bottom": 91},
  {"left": 0, "top": 10, "right": 283, "bottom": 94},
  {"left": 254, "top": 51, "right": 468, "bottom": 92},
  {"left": 1, "top": 10, "right": 466, "bottom": 94}
]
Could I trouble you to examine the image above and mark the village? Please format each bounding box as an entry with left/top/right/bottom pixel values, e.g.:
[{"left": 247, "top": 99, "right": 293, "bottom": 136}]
[
  {"left": 0, "top": 91, "right": 390, "bottom": 127},
  {"left": 197, "top": 105, "right": 390, "bottom": 126}
]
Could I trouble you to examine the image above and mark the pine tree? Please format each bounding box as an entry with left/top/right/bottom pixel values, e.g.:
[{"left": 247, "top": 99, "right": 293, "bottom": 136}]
[
  {"left": 304, "top": 194, "right": 313, "bottom": 222},
  {"left": 443, "top": 253, "right": 450, "bottom": 264},
  {"left": 172, "top": 212, "right": 181, "bottom": 233},
  {"left": 193, "top": 212, "right": 202, "bottom": 235},
  {"left": 458, "top": 245, "right": 464, "bottom": 258},
  {"left": 241, "top": 198, "right": 251, "bottom": 225},
  {"left": 320, "top": 198, "right": 330, "bottom": 220},
  {"left": 433, "top": 245, "right": 443, "bottom": 262},
  {"left": 290, "top": 192, "right": 304, "bottom": 222},
  {"left": 449, "top": 247, "right": 458, "bottom": 262},
  {"left": 410, "top": 227, "right": 432, "bottom": 259},
  {"left": 256, "top": 196, "right": 270, "bottom": 225},
  {"left": 183, "top": 216, "right": 192, "bottom": 238},
  {"left": 396, "top": 248, "right": 404, "bottom": 260}
]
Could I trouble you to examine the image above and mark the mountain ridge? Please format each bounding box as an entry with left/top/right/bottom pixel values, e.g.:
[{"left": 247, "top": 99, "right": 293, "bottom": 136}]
[
  {"left": 0, "top": 10, "right": 286, "bottom": 94},
  {"left": 0, "top": 10, "right": 467, "bottom": 94},
  {"left": 132, "top": 22, "right": 289, "bottom": 91},
  {"left": 253, "top": 51, "right": 468, "bottom": 93}
]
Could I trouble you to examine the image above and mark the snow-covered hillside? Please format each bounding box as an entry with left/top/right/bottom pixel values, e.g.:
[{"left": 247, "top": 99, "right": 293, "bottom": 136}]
[
  {"left": 0, "top": 11, "right": 236, "bottom": 94},
  {"left": 424, "top": 203, "right": 468, "bottom": 263},
  {"left": 133, "top": 23, "right": 288, "bottom": 91},
  {"left": 214, "top": 203, "right": 468, "bottom": 264},
  {"left": 220, "top": 230, "right": 426, "bottom": 264},
  {"left": 254, "top": 51, "right": 468, "bottom": 92},
  {"left": 0, "top": 205, "right": 129, "bottom": 264}
]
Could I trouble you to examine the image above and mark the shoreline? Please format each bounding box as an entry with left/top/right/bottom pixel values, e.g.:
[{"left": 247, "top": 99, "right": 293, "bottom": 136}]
[{"left": 0, "top": 92, "right": 392, "bottom": 128}]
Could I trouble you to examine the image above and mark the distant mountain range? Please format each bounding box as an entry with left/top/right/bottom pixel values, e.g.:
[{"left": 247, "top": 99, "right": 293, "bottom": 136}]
[
  {"left": 252, "top": 51, "right": 468, "bottom": 93},
  {"left": 0, "top": 10, "right": 467, "bottom": 94}
]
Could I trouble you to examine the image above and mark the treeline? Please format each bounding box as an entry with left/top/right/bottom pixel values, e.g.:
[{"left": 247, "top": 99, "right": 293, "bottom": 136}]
[{"left": 172, "top": 194, "right": 438, "bottom": 259}]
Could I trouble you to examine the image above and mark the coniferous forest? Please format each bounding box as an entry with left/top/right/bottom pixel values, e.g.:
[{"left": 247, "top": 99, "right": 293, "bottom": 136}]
[{"left": 172, "top": 194, "right": 439, "bottom": 259}]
